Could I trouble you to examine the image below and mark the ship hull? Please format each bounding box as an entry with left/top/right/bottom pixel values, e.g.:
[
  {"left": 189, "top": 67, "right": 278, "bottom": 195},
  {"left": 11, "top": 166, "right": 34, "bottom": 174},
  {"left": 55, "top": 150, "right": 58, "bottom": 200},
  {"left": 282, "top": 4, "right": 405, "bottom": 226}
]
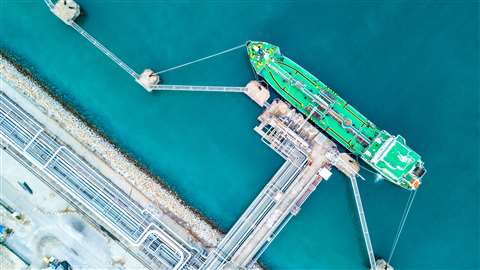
[{"left": 247, "top": 41, "right": 425, "bottom": 190}]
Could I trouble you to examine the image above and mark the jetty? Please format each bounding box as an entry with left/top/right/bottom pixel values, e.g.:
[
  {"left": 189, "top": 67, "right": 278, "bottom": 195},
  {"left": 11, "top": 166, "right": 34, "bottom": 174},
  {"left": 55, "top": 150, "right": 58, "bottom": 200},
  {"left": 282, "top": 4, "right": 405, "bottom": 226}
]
[
  {"left": 30, "top": 1, "right": 410, "bottom": 270},
  {"left": 43, "top": 0, "right": 247, "bottom": 93},
  {"left": 201, "top": 99, "right": 364, "bottom": 269}
]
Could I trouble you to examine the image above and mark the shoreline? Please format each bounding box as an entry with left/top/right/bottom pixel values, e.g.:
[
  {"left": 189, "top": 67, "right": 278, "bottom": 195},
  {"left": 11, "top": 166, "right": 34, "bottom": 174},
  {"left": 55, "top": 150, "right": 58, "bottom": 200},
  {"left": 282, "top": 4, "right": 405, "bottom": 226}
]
[{"left": 0, "top": 51, "right": 224, "bottom": 247}]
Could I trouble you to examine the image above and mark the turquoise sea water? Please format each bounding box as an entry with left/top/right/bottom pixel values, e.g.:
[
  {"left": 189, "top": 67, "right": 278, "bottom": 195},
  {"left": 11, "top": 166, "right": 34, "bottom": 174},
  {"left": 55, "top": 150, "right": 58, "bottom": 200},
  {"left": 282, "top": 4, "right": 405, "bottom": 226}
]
[{"left": 1, "top": 1, "right": 478, "bottom": 269}]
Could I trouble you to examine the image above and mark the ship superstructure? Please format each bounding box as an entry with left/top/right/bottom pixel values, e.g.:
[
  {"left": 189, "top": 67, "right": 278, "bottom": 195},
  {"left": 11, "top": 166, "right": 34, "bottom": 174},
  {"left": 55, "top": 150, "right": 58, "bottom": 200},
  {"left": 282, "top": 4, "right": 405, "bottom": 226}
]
[{"left": 247, "top": 41, "right": 426, "bottom": 190}]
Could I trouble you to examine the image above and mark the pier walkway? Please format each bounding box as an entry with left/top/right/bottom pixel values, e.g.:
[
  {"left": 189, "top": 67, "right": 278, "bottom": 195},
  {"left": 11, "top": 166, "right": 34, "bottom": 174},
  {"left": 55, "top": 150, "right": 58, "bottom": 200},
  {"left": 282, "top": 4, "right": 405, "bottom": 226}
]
[
  {"left": 0, "top": 92, "right": 205, "bottom": 270},
  {"left": 42, "top": 2, "right": 380, "bottom": 269},
  {"left": 201, "top": 101, "right": 343, "bottom": 269},
  {"left": 70, "top": 22, "right": 139, "bottom": 79},
  {"left": 44, "top": 0, "right": 139, "bottom": 79},
  {"left": 151, "top": 85, "right": 245, "bottom": 93},
  {"left": 45, "top": 0, "right": 246, "bottom": 93},
  {"left": 73, "top": 18, "right": 245, "bottom": 94},
  {"left": 200, "top": 160, "right": 305, "bottom": 270},
  {"left": 350, "top": 175, "right": 376, "bottom": 269}
]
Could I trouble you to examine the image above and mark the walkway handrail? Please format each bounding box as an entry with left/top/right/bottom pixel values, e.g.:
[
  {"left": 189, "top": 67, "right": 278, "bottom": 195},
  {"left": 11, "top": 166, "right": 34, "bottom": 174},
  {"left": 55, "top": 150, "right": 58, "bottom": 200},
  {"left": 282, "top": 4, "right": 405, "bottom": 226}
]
[
  {"left": 151, "top": 84, "right": 245, "bottom": 92},
  {"left": 44, "top": 0, "right": 139, "bottom": 79},
  {"left": 70, "top": 22, "right": 139, "bottom": 79},
  {"left": 43, "top": 0, "right": 54, "bottom": 9},
  {"left": 0, "top": 92, "right": 192, "bottom": 269},
  {"left": 350, "top": 176, "right": 376, "bottom": 269}
]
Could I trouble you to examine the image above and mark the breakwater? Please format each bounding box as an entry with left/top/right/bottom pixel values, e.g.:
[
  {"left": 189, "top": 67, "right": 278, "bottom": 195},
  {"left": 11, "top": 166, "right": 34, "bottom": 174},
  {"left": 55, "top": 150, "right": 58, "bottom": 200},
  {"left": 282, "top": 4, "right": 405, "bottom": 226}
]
[{"left": 0, "top": 53, "right": 223, "bottom": 247}]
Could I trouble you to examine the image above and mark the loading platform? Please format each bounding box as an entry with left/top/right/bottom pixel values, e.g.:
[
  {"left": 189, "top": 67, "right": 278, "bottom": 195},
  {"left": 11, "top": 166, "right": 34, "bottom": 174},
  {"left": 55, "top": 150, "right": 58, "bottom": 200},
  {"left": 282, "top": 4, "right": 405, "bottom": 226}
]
[
  {"left": 201, "top": 100, "right": 365, "bottom": 269},
  {"left": 42, "top": 2, "right": 410, "bottom": 270}
]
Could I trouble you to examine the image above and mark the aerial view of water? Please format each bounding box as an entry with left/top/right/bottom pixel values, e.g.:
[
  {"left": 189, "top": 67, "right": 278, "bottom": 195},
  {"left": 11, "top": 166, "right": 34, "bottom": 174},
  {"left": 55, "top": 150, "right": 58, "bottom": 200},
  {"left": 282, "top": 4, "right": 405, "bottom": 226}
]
[{"left": 1, "top": 1, "right": 478, "bottom": 269}]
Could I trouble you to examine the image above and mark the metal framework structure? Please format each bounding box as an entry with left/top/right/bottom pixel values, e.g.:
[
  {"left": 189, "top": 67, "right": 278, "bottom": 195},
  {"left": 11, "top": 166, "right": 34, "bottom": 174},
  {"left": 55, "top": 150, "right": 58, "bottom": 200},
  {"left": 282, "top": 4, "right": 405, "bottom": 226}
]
[
  {"left": 201, "top": 102, "right": 337, "bottom": 270},
  {"left": 70, "top": 22, "right": 140, "bottom": 79},
  {"left": 151, "top": 85, "right": 245, "bottom": 92},
  {"left": 0, "top": 93, "right": 206, "bottom": 270},
  {"left": 37, "top": 3, "right": 396, "bottom": 270},
  {"left": 200, "top": 160, "right": 306, "bottom": 270},
  {"left": 44, "top": 0, "right": 245, "bottom": 94},
  {"left": 350, "top": 176, "right": 376, "bottom": 269}
]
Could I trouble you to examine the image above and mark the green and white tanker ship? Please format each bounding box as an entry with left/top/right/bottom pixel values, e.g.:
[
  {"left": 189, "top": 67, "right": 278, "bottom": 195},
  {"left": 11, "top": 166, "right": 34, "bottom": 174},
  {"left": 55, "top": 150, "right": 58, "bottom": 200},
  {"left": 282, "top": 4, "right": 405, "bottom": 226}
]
[{"left": 247, "top": 41, "right": 426, "bottom": 190}]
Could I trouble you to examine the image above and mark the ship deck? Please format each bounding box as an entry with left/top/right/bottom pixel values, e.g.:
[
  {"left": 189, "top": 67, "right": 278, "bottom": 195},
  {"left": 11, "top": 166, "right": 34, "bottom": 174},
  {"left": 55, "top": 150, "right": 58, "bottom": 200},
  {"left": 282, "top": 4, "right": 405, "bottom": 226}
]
[
  {"left": 262, "top": 54, "right": 378, "bottom": 155},
  {"left": 247, "top": 41, "right": 425, "bottom": 190}
]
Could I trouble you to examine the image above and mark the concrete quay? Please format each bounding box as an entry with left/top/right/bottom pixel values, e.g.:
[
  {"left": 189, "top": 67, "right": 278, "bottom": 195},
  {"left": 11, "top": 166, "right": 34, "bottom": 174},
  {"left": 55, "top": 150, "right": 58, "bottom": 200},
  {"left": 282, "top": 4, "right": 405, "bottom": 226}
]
[
  {"left": 0, "top": 245, "right": 28, "bottom": 270},
  {"left": 0, "top": 147, "right": 145, "bottom": 269},
  {"left": 9, "top": 1, "right": 374, "bottom": 265},
  {"left": 0, "top": 89, "right": 207, "bottom": 269}
]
